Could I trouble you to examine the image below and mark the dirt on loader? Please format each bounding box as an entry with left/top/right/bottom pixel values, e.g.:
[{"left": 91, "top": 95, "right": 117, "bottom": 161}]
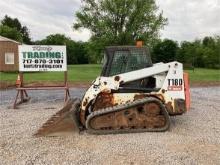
[{"left": 0, "top": 87, "right": 220, "bottom": 165}]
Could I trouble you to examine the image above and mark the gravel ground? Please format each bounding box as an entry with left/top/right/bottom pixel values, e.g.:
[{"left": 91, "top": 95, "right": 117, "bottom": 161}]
[
  {"left": 0, "top": 87, "right": 220, "bottom": 165},
  {"left": 0, "top": 88, "right": 86, "bottom": 106}
]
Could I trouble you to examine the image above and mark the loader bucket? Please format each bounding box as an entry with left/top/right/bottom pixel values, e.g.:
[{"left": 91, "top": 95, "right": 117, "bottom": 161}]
[{"left": 34, "top": 98, "right": 81, "bottom": 137}]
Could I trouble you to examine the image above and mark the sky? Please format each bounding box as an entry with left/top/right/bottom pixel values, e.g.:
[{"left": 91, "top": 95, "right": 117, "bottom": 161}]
[{"left": 0, "top": 0, "right": 219, "bottom": 42}]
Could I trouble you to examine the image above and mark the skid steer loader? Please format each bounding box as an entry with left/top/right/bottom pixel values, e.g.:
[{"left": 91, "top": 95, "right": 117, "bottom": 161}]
[{"left": 35, "top": 46, "right": 190, "bottom": 136}]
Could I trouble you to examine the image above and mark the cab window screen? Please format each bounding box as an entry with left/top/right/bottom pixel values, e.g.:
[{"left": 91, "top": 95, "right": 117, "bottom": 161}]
[{"left": 109, "top": 49, "right": 149, "bottom": 76}]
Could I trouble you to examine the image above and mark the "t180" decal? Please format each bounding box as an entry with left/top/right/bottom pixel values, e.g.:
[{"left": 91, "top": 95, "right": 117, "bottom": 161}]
[{"left": 168, "top": 79, "right": 183, "bottom": 91}]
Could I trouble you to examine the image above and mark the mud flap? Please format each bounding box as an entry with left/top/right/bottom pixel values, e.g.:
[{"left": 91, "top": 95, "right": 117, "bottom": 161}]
[
  {"left": 34, "top": 98, "right": 81, "bottom": 137},
  {"left": 183, "top": 72, "right": 190, "bottom": 111}
]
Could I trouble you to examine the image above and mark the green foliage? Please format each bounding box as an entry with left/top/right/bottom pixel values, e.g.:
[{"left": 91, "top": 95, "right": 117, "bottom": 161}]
[
  {"left": 74, "top": 0, "right": 167, "bottom": 62},
  {"left": 73, "top": 42, "right": 89, "bottom": 64},
  {"left": 37, "top": 34, "right": 68, "bottom": 45},
  {"left": 177, "top": 36, "right": 220, "bottom": 69},
  {"left": 36, "top": 34, "right": 89, "bottom": 64},
  {"left": 20, "top": 26, "right": 31, "bottom": 44},
  {"left": 151, "top": 36, "right": 220, "bottom": 69},
  {"left": 0, "top": 25, "right": 23, "bottom": 42},
  {"left": 176, "top": 41, "right": 195, "bottom": 66},
  {"left": 152, "top": 39, "right": 178, "bottom": 63},
  {"left": 1, "top": 15, "right": 32, "bottom": 43},
  {"left": 85, "top": 39, "right": 105, "bottom": 63},
  {"left": 1, "top": 15, "right": 22, "bottom": 31}
]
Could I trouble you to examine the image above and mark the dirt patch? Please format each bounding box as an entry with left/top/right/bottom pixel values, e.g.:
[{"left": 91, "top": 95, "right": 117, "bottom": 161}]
[
  {"left": 190, "top": 81, "right": 220, "bottom": 87},
  {"left": 0, "top": 81, "right": 16, "bottom": 89},
  {"left": 0, "top": 81, "right": 91, "bottom": 90}
]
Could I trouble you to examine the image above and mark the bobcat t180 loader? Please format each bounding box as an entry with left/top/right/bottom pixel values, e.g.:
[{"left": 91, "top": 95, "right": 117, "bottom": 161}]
[{"left": 35, "top": 46, "right": 190, "bottom": 136}]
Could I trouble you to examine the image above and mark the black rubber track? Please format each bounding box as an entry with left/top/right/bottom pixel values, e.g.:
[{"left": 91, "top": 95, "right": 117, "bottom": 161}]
[{"left": 85, "top": 97, "right": 170, "bottom": 135}]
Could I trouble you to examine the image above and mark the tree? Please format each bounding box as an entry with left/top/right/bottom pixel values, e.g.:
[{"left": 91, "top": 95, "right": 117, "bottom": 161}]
[
  {"left": 1, "top": 15, "right": 22, "bottom": 31},
  {"left": 176, "top": 41, "right": 196, "bottom": 67},
  {"left": 21, "top": 26, "right": 32, "bottom": 44},
  {"left": 37, "top": 34, "right": 89, "bottom": 64},
  {"left": 202, "top": 36, "right": 220, "bottom": 68},
  {"left": 38, "top": 34, "right": 68, "bottom": 45},
  {"left": 85, "top": 39, "right": 106, "bottom": 63},
  {"left": 73, "top": 41, "right": 89, "bottom": 64},
  {"left": 74, "top": 0, "right": 167, "bottom": 62},
  {"left": 202, "top": 36, "right": 215, "bottom": 48},
  {"left": 175, "top": 36, "right": 220, "bottom": 69},
  {"left": 1, "top": 15, "right": 32, "bottom": 43},
  {"left": 152, "top": 39, "right": 178, "bottom": 63},
  {"left": 0, "top": 25, "right": 22, "bottom": 42}
]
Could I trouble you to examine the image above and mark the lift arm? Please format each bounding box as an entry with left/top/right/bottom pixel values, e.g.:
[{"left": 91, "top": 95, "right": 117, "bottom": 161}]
[{"left": 81, "top": 61, "right": 184, "bottom": 111}]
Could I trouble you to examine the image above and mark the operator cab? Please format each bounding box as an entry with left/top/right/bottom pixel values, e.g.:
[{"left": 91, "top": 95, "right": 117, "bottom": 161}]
[{"left": 101, "top": 46, "right": 156, "bottom": 91}]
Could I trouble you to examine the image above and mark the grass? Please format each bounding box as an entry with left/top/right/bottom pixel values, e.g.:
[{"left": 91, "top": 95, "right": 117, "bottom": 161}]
[
  {"left": 0, "top": 65, "right": 219, "bottom": 85},
  {"left": 185, "top": 68, "right": 220, "bottom": 82},
  {"left": 0, "top": 64, "right": 102, "bottom": 83}
]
